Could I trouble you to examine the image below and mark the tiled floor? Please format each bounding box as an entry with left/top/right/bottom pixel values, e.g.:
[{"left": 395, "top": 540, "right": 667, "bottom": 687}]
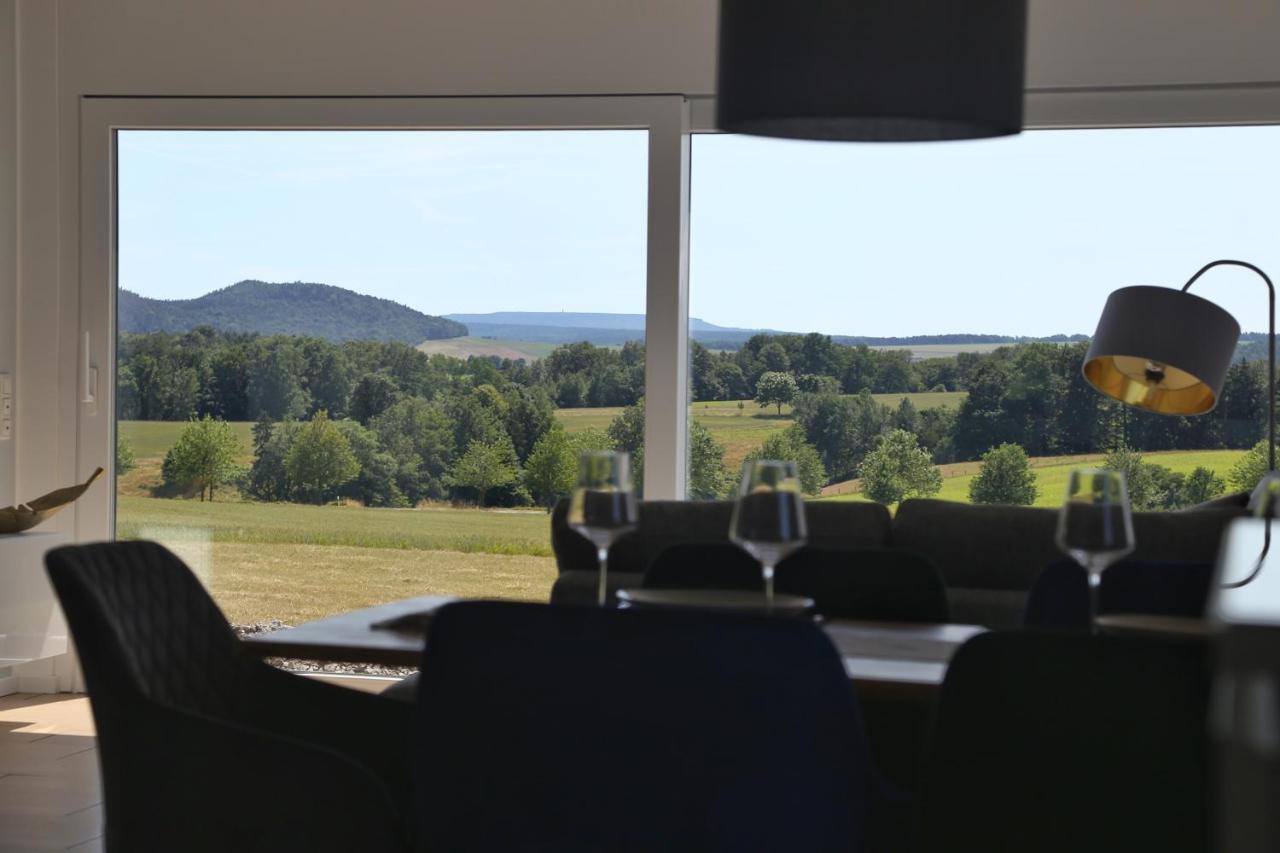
[{"left": 0, "top": 694, "right": 101, "bottom": 853}]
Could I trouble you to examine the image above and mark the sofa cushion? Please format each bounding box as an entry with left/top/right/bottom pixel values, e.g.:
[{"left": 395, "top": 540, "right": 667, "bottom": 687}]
[
  {"left": 893, "top": 498, "right": 1245, "bottom": 594},
  {"left": 551, "top": 498, "right": 892, "bottom": 576}
]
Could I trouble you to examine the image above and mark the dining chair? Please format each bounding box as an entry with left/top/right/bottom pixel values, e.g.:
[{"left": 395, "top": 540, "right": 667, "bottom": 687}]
[
  {"left": 917, "top": 631, "right": 1211, "bottom": 853},
  {"left": 413, "top": 600, "right": 905, "bottom": 852},
  {"left": 45, "top": 541, "right": 415, "bottom": 853},
  {"left": 644, "top": 544, "right": 950, "bottom": 623},
  {"left": 1023, "top": 559, "right": 1214, "bottom": 629}
]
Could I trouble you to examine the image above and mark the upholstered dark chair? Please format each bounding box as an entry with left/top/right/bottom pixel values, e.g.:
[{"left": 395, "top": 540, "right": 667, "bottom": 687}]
[
  {"left": 1023, "top": 559, "right": 1214, "bottom": 629},
  {"left": 45, "top": 541, "right": 415, "bottom": 853},
  {"left": 644, "top": 544, "right": 950, "bottom": 623},
  {"left": 414, "top": 600, "right": 904, "bottom": 852},
  {"left": 917, "top": 631, "right": 1210, "bottom": 853}
]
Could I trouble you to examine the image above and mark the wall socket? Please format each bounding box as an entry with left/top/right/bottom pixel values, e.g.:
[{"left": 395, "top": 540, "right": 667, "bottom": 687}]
[{"left": 0, "top": 372, "right": 11, "bottom": 441}]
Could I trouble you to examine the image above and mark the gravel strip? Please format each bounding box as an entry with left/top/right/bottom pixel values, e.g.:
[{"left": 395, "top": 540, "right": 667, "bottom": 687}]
[{"left": 234, "top": 621, "right": 417, "bottom": 678}]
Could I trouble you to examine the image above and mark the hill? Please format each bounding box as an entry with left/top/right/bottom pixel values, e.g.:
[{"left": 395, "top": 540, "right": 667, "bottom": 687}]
[{"left": 119, "top": 281, "right": 467, "bottom": 344}]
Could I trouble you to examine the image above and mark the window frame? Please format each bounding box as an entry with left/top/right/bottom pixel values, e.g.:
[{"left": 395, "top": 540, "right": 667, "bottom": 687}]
[
  {"left": 76, "top": 95, "right": 690, "bottom": 541},
  {"left": 76, "top": 86, "right": 1280, "bottom": 541}
]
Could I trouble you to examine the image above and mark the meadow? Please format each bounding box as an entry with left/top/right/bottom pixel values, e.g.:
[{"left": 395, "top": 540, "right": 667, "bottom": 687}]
[{"left": 557, "top": 391, "right": 966, "bottom": 472}]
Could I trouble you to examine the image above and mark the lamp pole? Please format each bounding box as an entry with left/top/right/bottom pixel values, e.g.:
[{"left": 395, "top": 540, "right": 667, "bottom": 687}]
[{"left": 1180, "top": 259, "right": 1276, "bottom": 473}]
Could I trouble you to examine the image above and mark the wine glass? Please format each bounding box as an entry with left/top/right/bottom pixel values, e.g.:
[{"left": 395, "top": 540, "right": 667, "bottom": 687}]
[
  {"left": 568, "top": 450, "right": 638, "bottom": 607},
  {"left": 1056, "top": 468, "right": 1135, "bottom": 632},
  {"left": 729, "top": 460, "right": 807, "bottom": 611}
]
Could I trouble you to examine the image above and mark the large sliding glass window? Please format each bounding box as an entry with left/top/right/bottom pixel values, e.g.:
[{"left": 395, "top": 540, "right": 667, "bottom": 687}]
[
  {"left": 114, "top": 128, "right": 648, "bottom": 630},
  {"left": 689, "top": 127, "right": 1278, "bottom": 509}
]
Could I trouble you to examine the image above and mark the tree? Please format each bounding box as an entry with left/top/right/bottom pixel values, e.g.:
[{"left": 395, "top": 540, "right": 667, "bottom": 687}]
[
  {"left": 1229, "top": 439, "right": 1274, "bottom": 493},
  {"left": 1102, "top": 446, "right": 1156, "bottom": 509},
  {"left": 285, "top": 411, "right": 360, "bottom": 504},
  {"left": 688, "top": 421, "right": 732, "bottom": 500},
  {"left": 335, "top": 418, "right": 405, "bottom": 507},
  {"left": 745, "top": 424, "right": 827, "bottom": 495},
  {"left": 448, "top": 438, "right": 520, "bottom": 506},
  {"left": 248, "top": 340, "right": 310, "bottom": 419},
  {"left": 524, "top": 425, "right": 613, "bottom": 509},
  {"left": 969, "top": 443, "right": 1037, "bottom": 505},
  {"left": 349, "top": 372, "right": 401, "bottom": 425},
  {"left": 755, "top": 371, "right": 799, "bottom": 415},
  {"left": 1181, "top": 465, "right": 1226, "bottom": 507},
  {"left": 161, "top": 416, "right": 242, "bottom": 501},
  {"left": 247, "top": 417, "right": 298, "bottom": 502},
  {"left": 370, "top": 397, "right": 456, "bottom": 502},
  {"left": 858, "top": 429, "right": 942, "bottom": 505},
  {"left": 116, "top": 433, "right": 137, "bottom": 476}
]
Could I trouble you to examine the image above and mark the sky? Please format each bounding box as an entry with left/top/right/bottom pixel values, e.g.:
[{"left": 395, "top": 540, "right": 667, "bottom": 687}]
[{"left": 118, "top": 126, "right": 1280, "bottom": 338}]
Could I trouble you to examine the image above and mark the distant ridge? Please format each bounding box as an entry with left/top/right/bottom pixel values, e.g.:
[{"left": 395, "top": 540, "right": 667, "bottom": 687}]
[
  {"left": 120, "top": 280, "right": 467, "bottom": 344},
  {"left": 445, "top": 311, "right": 1087, "bottom": 349}
]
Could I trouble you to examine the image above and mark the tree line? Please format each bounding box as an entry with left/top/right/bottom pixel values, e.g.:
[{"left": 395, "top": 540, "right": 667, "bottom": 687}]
[{"left": 122, "top": 328, "right": 1272, "bottom": 508}]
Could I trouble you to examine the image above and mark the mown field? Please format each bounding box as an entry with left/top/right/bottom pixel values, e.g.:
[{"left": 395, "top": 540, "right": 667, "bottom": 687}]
[
  {"left": 820, "top": 448, "right": 1247, "bottom": 508},
  {"left": 116, "top": 494, "right": 556, "bottom": 624}
]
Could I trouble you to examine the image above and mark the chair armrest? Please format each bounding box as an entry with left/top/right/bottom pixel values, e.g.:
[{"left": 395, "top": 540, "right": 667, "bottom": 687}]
[{"left": 114, "top": 701, "right": 409, "bottom": 852}]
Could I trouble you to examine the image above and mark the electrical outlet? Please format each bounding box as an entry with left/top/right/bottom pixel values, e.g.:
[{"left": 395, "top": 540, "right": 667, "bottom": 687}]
[
  {"left": 0, "top": 397, "right": 11, "bottom": 417},
  {"left": 0, "top": 420, "right": 11, "bottom": 441}
]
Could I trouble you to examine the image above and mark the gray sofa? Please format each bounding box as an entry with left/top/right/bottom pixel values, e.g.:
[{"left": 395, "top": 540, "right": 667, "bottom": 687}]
[{"left": 550, "top": 497, "right": 1247, "bottom": 628}]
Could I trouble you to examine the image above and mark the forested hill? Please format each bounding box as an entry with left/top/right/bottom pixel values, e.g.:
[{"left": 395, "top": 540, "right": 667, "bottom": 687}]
[{"left": 119, "top": 281, "right": 467, "bottom": 344}]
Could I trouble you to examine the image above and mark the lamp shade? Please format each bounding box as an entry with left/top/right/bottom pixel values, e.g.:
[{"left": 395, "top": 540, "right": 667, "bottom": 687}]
[
  {"left": 1083, "top": 286, "right": 1241, "bottom": 416},
  {"left": 716, "top": 0, "right": 1028, "bottom": 141}
]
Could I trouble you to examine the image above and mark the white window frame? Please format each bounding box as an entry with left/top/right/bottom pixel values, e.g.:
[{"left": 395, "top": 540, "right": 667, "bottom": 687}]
[
  {"left": 76, "top": 95, "right": 691, "bottom": 541},
  {"left": 76, "top": 85, "right": 1280, "bottom": 541}
]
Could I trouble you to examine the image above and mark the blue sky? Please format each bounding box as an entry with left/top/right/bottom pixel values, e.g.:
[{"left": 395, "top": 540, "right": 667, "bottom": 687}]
[{"left": 119, "top": 126, "right": 1280, "bottom": 337}]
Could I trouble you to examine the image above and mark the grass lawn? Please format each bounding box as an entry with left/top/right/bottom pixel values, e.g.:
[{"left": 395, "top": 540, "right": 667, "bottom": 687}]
[
  {"left": 190, "top": 542, "right": 555, "bottom": 625},
  {"left": 116, "top": 495, "right": 557, "bottom": 625},
  {"left": 821, "top": 448, "right": 1247, "bottom": 509}
]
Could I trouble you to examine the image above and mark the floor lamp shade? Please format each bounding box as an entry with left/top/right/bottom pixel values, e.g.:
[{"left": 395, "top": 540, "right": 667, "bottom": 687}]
[
  {"left": 1083, "top": 286, "right": 1241, "bottom": 416},
  {"left": 715, "top": 0, "right": 1028, "bottom": 141}
]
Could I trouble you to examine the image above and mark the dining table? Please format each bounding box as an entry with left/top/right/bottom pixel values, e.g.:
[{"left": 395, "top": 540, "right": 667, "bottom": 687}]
[
  {"left": 241, "top": 594, "right": 984, "bottom": 696},
  {"left": 242, "top": 594, "right": 983, "bottom": 789}
]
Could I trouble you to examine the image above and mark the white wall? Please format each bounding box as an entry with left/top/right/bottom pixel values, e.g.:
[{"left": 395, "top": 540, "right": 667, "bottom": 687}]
[{"left": 7, "top": 0, "right": 1280, "bottom": 512}]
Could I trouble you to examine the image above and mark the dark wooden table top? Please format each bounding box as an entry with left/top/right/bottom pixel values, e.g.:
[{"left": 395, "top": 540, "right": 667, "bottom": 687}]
[{"left": 242, "top": 595, "right": 985, "bottom": 689}]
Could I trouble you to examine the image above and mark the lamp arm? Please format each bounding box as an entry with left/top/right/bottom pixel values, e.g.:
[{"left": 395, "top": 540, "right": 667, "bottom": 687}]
[{"left": 1181, "top": 259, "right": 1276, "bottom": 473}]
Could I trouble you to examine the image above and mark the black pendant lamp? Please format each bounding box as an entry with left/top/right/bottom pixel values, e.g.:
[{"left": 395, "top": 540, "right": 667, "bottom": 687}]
[{"left": 716, "top": 0, "right": 1029, "bottom": 141}]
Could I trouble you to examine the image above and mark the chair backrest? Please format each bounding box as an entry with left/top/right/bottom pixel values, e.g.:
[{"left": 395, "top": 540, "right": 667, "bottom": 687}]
[
  {"left": 551, "top": 497, "right": 893, "bottom": 575},
  {"left": 893, "top": 498, "right": 1242, "bottom": 627},
  {"left": 415, "top": 601, "right": 884, "bottom": 852},
  {"left": 918, "top": 631, "right": 1210, "bottom": 853},
  {"left": 45, "top": 541, "right": 247, "bottom": 719},
  {"left": 1023, "top": 559, "right": 1214, "bottom": 629},
  {"left": 644, "top": 544, "right": 950, "bottom": 623}
]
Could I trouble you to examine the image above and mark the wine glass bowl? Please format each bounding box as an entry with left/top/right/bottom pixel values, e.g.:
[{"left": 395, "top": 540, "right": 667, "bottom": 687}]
[
  {"left": 1056, "top": 468, "right": 1135, "bottom": 630},
  {"left": 568, "top": 450, "right": 638, "bottom": 607},
  {"left": 730, "top": 460, "right": 807, "bottom": 609}
]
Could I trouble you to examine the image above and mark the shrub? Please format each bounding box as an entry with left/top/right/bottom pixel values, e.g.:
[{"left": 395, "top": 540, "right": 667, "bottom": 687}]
[
  {"left": 969, "top": 443, "right": 1037, "bottom": 505},
  {"left": 744, "top": 425, "right": 827, "bottom": 496},
  {"left": 858, "top": 429, "right": 942, "bottom": 505}
]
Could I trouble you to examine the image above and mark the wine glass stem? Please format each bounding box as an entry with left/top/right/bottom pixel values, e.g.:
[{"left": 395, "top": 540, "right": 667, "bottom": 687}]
[
  {"left": 597, "top": 547, "right": 609, "bottom": 608},
  {"left": 763, "top": 564, "right": 775, "bottom": 612},
  {"left": 1087, "top": 569, "right": 1102, "bottom": 635}
]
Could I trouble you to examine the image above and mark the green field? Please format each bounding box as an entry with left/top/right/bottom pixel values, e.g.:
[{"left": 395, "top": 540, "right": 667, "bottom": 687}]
[
  {"left": 822, "top": 448, "right": 1246, "bottom": 508},
  {"left": 121, "top": 419, "right": 256, "bottom": 461},
  {"left": 116, "top": 495, "right": 555, "bottom": 624},
  {"left": 557, "top": 392, "right": 967, "bottom": 472}
]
